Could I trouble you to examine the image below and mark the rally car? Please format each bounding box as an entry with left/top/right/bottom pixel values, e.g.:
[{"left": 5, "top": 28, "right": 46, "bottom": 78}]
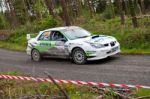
[{"left": 26, "top": 26, "right": 120, "bottom": 64}]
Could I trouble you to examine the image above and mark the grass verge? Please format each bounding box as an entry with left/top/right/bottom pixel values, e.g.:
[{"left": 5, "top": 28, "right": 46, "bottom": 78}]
[
  {"left": 0, "top": 71, "right": 150, "bottom": 99},
  {"left": 0, "top": 41, "right": 25, "bottom": 51},
  {"left": 0, "top": 16, "right": 150, "bottom": 54}
]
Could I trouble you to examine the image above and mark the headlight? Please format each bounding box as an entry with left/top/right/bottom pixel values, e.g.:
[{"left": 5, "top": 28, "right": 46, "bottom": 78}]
[{"left": 90, "top": 43, "right": 105, "bottom": 48}]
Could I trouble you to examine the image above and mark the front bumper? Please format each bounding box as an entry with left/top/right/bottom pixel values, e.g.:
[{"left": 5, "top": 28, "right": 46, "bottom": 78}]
[
  {"left": 87, "top": 43, "right": 120, "bottom": 61},
  {"left": 26, "top": 46, "right": 32, "bottom": 55}
]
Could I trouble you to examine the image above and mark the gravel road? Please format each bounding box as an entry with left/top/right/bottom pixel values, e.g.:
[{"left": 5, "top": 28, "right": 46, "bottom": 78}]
[{"left": 0, "top": 49, "right": 150, "bottom": 86}]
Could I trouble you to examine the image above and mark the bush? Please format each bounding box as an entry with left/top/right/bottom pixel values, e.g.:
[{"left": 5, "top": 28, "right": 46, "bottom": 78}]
[
  {"left": 5, "top": 16, "right": 59, "bottom": 46},
  {"left": 32, "top": 16, "right": 58, "bottom": 32},
  {"left": 102, "top": 4, "right": 115, "bottom": 19},
  {"left": 6, "top": 27, "right": 27, "bottom": 46},
  {"left": 0, "top": 14, "right": 9, "bottom": 29}
]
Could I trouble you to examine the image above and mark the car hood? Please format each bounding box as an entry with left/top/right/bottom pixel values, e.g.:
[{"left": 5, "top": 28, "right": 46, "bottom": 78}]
[{"left": 72, "top": 35, "right": 116, "bottom": 44}]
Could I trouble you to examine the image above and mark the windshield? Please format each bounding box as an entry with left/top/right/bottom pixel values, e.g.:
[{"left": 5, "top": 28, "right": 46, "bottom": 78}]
[{"left": 62, "top": 27, "right": 91, "bottom": 40}]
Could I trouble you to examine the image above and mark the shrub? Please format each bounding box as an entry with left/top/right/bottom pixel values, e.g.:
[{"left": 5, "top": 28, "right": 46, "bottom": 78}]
[
  {"left": 0, "top": 14, "right": 9, "bottom": 29},
  {"left": 121, "top": 30, "right": 150, "bottom": 49},
  {"left": 32, "top": 16, "right": 58, "bottom": 32},
  {"left": 102, "top": 4, "right": 115, "bottom": 19},
  {"left": 6, "top": 27, "right": 27, "bottom": 46}
]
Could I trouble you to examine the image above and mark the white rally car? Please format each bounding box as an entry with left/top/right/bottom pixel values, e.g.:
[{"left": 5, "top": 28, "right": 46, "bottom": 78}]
[{"left": 26, "top": 26, "right": 120, "bottom": 64}]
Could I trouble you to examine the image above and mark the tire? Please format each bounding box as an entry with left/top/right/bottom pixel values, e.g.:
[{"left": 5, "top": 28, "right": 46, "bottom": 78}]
[
  {"left": 31, "top": 49, "right": 41, "bottom": 62},
  {"left": 72, "top": 48, "right": 87, "bottom": 64}
]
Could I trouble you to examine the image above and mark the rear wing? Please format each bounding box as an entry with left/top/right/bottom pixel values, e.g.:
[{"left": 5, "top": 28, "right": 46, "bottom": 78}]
[
  {"left": 26, "top": 34, "right": 31, "bottom": 41},
  {"left": 26, "top": 33, "right": 39, "bottom": 41}
]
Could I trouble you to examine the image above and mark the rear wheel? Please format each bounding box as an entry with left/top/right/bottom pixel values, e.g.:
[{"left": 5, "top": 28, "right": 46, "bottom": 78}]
[
  {"left": 72, "top": 48, "right": 87, "bottom": 64},
  {"left": 31, "top": 49, "right": 41, "bottom": 62}
]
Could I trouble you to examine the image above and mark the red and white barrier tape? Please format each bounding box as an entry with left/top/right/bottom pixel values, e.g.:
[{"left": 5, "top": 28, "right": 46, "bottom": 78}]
[{"left": 0, "top": 74, "right": 150, "bottom": 89}]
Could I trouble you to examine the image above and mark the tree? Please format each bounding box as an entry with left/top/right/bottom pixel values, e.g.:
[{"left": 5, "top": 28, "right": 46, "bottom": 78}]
[
  {"left": 44, "top": 0, "right": 55, "bottom": 17},
  {"left": 11, "top": 0, "right": 29, "bottom": 24},
  {"left": 116, "top": 0, "right": 125, "bottom": 25},
  {"left": 32, "top": 0, "right": 48, "bottom": 20},
  {"left": 5, "top": 0, "right": 19, "bottom": 26},
  {"left": 86, "top": 0, "right": 94, "bottom": 17},
  {"left": 103, "top": 0, "right": 115, "bottom": 19},
  {"left": 60, "top": 0, "right": 71, "bottom": 26},
  {"left": 123, "top": 0, "right": 130, "bottom": 15},
  {"left": 69, "top": 0, "right": 79, "bottom": 17},
  {"left": 140, "top": 0, "right": 145, "bottom": 14},
  {"left": 24, "top": 0, "right": 35, "bottom": 19},
  {"left": 129, "top": 0, "right": 138, "bottom": 27},
  {"left": 96, "top": 0, "right": 107, "bottom": 13},
  {"left": 0, "top": 0, "right": 4, "bottom": 14}
]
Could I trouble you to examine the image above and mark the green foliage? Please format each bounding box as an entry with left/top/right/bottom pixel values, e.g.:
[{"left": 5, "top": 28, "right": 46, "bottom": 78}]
[
  {"left": 32, "top": 16, "right": 58, "bottom": 32},
  {"left": 0, "top": 14, "right": 9, "bottom": 29},
  {"left": 96, "top": 0, "right": 107, "bottom": 13},
  {"left": 6, "top": 27, "right": 27, "bottom": 46},
  {"left": 12, "top": 0, "right": 28, "bottom": 24},
  {"left": 0, "top": 13, "right": 150, "bottom": 54},
  {"left": 80, "top": 16, "right": 150, "bottom": 53},
  {"left": 121, "top": 32, "right": 150, "bottom": 49},
  {"left": 2, "top": 16, "right": 58, "bottom": 47},
  {"left": 102, "top": 2, "right": 115, "bottom": 19},
  {"left": 0, "top": 79, "right": 97, "bottom": 99},
  {"left": 32, "top": 0, "right": 48, "bottom": 19},
  {"left": 0, "top": 41, "right": 25, "bottom": 51},
  {"left": 135, "top": 88, "right": 150, "bottom": 97}
]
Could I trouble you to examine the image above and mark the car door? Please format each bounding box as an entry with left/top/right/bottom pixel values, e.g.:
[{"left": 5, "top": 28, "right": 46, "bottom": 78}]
[
  {"left": 50, "top": 31, "right": 69, "bottom": 57},
  {"left": 35, "top": 31, "right": 54, "bottom": 55}
]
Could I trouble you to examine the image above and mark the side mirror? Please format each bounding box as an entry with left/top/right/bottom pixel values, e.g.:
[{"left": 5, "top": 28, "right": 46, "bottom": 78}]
[
  {"left": 61, "top": 38, "right": 67, "bottom": 42},
  {"left": 26, "top": 34, "right": 31, "bottom": 41}
]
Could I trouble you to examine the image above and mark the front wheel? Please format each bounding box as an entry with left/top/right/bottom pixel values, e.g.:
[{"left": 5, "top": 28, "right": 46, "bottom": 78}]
[
  {"left": 31, "top": 49, "right": 41, "bottom": 62},
  {"left": 72, "top": 48, "right": 87, "bottom": 64}
]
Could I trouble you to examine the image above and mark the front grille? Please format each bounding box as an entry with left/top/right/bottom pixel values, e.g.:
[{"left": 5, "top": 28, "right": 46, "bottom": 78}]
[{"left": 110, "top": 42, "right": 115, "bottom": 47}]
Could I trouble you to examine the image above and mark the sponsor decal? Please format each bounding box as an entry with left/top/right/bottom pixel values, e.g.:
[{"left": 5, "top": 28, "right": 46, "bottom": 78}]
[{"left": 86, "top": 51, "right": 96, "bottom": 56}]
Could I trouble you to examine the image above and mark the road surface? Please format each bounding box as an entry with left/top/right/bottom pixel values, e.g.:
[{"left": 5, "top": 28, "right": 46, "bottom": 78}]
[{"left": 0, "top": 49, "right": 150, "bottom": 86}]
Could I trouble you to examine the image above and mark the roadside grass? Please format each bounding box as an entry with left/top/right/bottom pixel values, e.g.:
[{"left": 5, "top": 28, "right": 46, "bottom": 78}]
[
  {"left": 0, "top": 71, "right": 98, "bottom": 99},
  {"left": 121, "top": 48, "right": 150, "bottom": 54},
  {"left": 0, "top": 71, "right": 150, "bottom": 99},
  {"left": 0, "top": 80, "right": 97, "bottom": 99},
  {"left": 135, "top": 88, "right": 150, "bottom": 97},
  {"left": 0, "top": 41, "right": 25, "bottom": 51},
  {"left": 0, "top": 16, "right": 150, "bottom": 54}
]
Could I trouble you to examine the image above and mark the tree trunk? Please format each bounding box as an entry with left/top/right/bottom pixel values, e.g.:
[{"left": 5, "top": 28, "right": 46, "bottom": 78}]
[
  {"left": 23, "top": 0, "right": 30, "bottom": 22},
  {"left": 0, "top": 0, "right": 4, "bottom": 14},
  {"left": 87, "top": 0, "right": 94, "bottom": 17},
  {"left": 60, "top": 0, "right": 71, "bottom": 26},
  {"left": 6, "top": 0, "right": 19, "bottom": 26},
  {"left": 123, "top": 0, "right": 129, "bottom": 15},
  {"left": 140, "top": 0, "right": 145, "bottom": 14},
  {"left": 44, "top": 0, "right": 55, "bottom": 17},
  {"left": 108, "top": 0, "right": 115, "bottom": 18},
  {"left": 76, "top": 0, "right": 82, "bottom": 16},
  {"left": 117, "top": 0, "right": 125, "bottom": 25},
  {"left": 129, "top": 0, "right": 138, "bottom": 28}
]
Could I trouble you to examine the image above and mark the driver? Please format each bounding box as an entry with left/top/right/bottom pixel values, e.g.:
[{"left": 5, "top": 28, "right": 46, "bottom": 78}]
[{"left": 43, "top": 31, "right": 50, "bottom": 40}]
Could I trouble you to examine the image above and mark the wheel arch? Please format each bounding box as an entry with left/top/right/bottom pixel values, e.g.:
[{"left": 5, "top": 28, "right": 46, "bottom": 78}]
[
  {"left": 71, "top": 47, "right": 85, "bottom": 56},
  {"left": 31, "top": 48, "right": 40, "bottom": 55}
]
